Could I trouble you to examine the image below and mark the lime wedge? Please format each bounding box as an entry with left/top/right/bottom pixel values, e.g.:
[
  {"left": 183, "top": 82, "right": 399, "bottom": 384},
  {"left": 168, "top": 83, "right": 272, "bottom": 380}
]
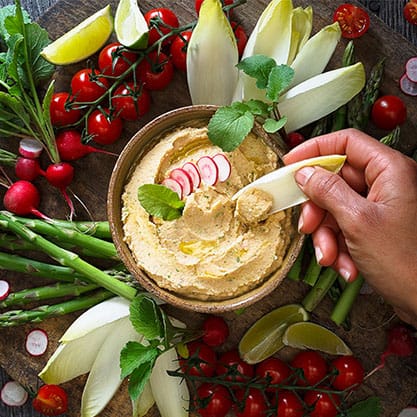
[
  {"left": 41, "top": 5, "right": 113, "bottom": 65},
  {"left": 115, "top": 0, "right": 149, "bottom": 49},
  {"left": 238, "top": 304, "right": 309, "bottom": 364},
  {"left": 282, "top": 321, "right": 352, "bottom": 355}
]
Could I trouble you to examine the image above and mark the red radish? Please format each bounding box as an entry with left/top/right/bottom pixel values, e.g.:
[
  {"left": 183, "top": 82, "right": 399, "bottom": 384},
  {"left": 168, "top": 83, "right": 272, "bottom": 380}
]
[
  {"left": 169, "top": 168, "right": 193, "bottom": 197},
  {"left": 3, "top": 180, "right": 48, "bottom": 219},
  {"left": 15, "top": 157, "right": 45, "bottom": 181},
  {"left": 18, "top": 138, "right": 43, "bottom": 159},
  {"left": 1, "top": 381, "right": 28, "bottom": 407},
  {"left": 0, "top": 280, "right": 10, "bottom": 301},
  {"left": 398, "top": 407, "right": 417, "bottom": 417},
  {"left": 25, "top": 328, "right": 49, "bottom": 357},
  {"left": 182, "top": 162, "right": 201, "bottom": 191},
  {"left": 56, "top": 130, "right": 117, "bottom": 161},
  {"left": 212, "top": 153, "right": 231, "bottom": 182},
  {"left": 162, "top": 177, "right": 183, "bottom": 199},
  {"left": 406, "top": 56, "right": 417, "bottom": 82},
  {"left": 400, "top": 73, "right": 417, "bottom": 96},
  {"left": 197, "top": 156, "right": 219, "bottom": 186}
]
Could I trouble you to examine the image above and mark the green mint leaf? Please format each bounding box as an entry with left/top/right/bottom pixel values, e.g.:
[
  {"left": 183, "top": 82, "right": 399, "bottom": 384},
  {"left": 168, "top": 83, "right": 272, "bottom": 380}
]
[
  {"left": 244, "top": 99, "right": 270, "bottom": 117},
  {"left": 237, "top": 54, "right": 276, "bottom": 90},
  {"left": 120, "top": 341, "right": 159, "bottom": 379},
  {"left": 341, "top": 397, "right": 382, "bottom": 417},
  {"left": 128, "top": 360, "right": 155, "bottom": 400},
  {"left": 263, "top": 116, "right": 287, "bottom": 133},
  {"left": 0, "top": 4, "right": 30, "bottom": 42},
  {"left": 266, "top": 64, "right": 295, "bottom": 102},
  {"left": 138, "top": 184, "right": 185, "bottom": 221},
  {"left": 208, "top": 105, "right": 254, "bottom": 152},
  {"left": 129, "top": 294, "right": 164, "bottom": 340}
]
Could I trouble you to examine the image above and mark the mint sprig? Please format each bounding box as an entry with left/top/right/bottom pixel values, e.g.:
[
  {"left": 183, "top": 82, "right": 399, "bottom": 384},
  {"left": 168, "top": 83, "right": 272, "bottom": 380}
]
[{"left": 208, "top": 54, "right": 295, "bottom": 151}]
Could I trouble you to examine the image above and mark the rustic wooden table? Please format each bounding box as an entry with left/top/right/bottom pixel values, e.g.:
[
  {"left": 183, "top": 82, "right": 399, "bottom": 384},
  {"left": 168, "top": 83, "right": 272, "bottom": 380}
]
[{"left": 0, "top": 0, "right": 416, "bottom": 416}]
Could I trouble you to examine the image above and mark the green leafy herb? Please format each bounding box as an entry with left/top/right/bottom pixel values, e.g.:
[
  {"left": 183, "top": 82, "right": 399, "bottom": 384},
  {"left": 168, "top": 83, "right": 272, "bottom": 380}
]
[
  {"left": 129, "top": 295, "right": 164, "bottom": 340},
  {"left": 339, "top": 397, "right": 382, "bottom": 417},
  {"left": 137, "top": 184, "right": 185, "bottom": 221},
  {"left": 208, "top": 54, "right": 294, "bottom": 151}
]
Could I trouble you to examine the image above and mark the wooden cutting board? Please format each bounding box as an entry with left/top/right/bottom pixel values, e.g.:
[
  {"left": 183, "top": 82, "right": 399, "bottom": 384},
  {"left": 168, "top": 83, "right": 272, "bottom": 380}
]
[{"left": 1, "top": 1, "right": 416, "bottom": 416}]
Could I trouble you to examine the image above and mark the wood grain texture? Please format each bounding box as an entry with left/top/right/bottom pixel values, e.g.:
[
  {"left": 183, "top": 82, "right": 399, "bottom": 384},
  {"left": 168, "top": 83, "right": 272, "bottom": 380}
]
[{"left": 0, "top": 1, "right": 416, "bottom": 417}]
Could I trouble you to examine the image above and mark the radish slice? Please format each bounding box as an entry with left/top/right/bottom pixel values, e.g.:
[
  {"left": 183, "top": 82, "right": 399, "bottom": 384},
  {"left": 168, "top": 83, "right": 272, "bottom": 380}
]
[
  {"left": 162, "top": 178, "right": 183, "bottom": 199},
  {"left": 398, "top": 407, "right": 417, "bottom": 417},
  {"left": 1, "top": 381, "right": 28, "bottom": 407},
  {"left": 197, "top": 156, "right": 219, "bottom": 186},
  {"left": 0, "top": 280, "right": 10, "bottom": 301},
  {"left": 212, "top": 153, "right": 232, "bottom": 182},
  {"left": 18, "top": 138, "right": 43, "bottom": 159},
  {"left": 406, "top": 57, "right": 417, "bottom": 83},
  {"left": 400, "top": 73, "right": 417, "bottom": 97},
  {"left": 25, "top": 328, "right": 49, "bottom": 357},
  {"left": 169, "top": 168, "right": 193, "bottom": 197},
  {"left": 182, "top": 162, "right": 201, "bottom": 191}
]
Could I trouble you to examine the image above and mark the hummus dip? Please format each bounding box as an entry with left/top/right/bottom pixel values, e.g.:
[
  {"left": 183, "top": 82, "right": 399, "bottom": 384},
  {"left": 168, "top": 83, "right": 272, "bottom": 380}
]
[{"left": 122, "top": 125, "right": 296, "bottom": 301}]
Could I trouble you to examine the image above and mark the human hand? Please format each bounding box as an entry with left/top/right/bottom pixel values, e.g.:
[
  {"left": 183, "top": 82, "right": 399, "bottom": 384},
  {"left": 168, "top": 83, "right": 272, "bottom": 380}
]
[{"left": 284, "top": 128, "right": 417, "bottom": 326}]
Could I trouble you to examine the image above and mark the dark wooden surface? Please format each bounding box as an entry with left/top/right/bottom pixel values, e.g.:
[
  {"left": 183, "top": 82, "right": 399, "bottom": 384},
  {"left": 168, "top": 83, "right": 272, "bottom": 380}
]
[{"left": 0, "top": 1, "right": 416, "bottom": 417}]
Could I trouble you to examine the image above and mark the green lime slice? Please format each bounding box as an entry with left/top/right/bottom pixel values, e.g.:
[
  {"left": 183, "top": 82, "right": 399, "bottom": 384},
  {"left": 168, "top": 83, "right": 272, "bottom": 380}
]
[
  {"left": 238, "top": 304, "right": 309, "bottom": 364},
  {"left": 282, "top": 321, "right": 353, "bottom": 355},
  {"left": 115, "top": 0, "right": 149, "bottom": 49}
]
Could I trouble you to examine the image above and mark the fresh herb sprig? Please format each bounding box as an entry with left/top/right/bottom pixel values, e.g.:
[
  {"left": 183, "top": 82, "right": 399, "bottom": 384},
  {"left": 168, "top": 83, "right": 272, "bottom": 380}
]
[{"left": 208, "top": 54, "right": 294, "bottom": 152}]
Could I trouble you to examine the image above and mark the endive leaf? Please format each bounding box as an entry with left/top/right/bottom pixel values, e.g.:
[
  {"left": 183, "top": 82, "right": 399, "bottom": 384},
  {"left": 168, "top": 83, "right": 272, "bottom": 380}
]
[
  {"left": 132, "top": 381, "right": 154, "bottom": 417},
  {"left": 287, "top": 6, "right": 313, "bottom": 65},
  {"left": 186, "top": 0, "right": 238, "bottom": 105},
  {"left": 278, "top": 62, "right": 365, "bottom": 132},
  {"left": 290, "top": 22, "right": 342, "bottom": 87}
]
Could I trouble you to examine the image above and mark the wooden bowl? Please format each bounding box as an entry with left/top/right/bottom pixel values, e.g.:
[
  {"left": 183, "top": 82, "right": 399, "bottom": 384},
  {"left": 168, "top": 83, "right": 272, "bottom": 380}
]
[{"left": 107, "top": 105, "right": 304, "bottom": 313}]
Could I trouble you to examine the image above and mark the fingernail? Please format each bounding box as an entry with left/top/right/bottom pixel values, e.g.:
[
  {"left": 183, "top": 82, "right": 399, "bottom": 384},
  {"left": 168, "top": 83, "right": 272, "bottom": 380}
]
[
  {"left": 315, "top": 246, "right": 323, "bottom": 263},
  {"left": 297, "top": 212, "right": 304, "bottom": 233},
  {"left": 295, "top": 166, "right": 315, "bottom": 186},
  {"left": 339, "top": 268, "right": 351, "bottom": 282}
]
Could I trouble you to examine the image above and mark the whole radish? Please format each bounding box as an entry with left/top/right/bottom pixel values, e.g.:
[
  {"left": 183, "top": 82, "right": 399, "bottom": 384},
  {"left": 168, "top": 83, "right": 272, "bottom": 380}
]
[{"left": 15, "top": 157, "right": 45, "bottom": 181}]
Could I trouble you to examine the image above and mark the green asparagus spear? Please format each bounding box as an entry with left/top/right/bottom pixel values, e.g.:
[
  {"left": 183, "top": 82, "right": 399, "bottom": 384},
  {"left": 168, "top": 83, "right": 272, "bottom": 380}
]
[{"left": 380, "top": 126, "right": 400, "bottom": 149}]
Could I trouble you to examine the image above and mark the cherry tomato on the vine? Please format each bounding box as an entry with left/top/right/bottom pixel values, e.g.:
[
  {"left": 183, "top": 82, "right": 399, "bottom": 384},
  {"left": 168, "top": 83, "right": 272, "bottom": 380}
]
[
  {"left": 330, "top": 356, "right": 364, "bottom": 391},
  {"left": 202, "top": 315, "right": 229, "bottom": 347},
  {"left": 276, "top": 391, "right": 304, "bottom": 417},
  {"left": 333, "top": 4, "right": 370, "bottom": 39},
  {"left": 50, "top": 92, "right": 82, "bottom": 127},
  {"left": 231, "top": 21, "right": 248, "bottom": 57},
  {"left": 286, "top": 132, "right": 305, "bottom": 149},
  {"left": 255, "top": 357, "right": 291, "bottom": 391},
  {"left": 195, "top": 0, "right": 234, "bottom": 16},
  {"left": 32, "top": 384, "right": 68, "bottom": 416},
  {"left": 404, "top": 1, "right": 417, "bottom": 26},
  {"left": 233, "top": 388, "right": 267, "bottom": 417},
  {"left": 371, "top": 95, "right": 407, "bottom": 130},
  {"left": 70, "top": 68, "right": 109, "bottom": 103},
  {"left": 216, "top": 350, "right": 254, "bottom": 382},
  {"left": 290, "top": 350, "right": 328, "bottom": 387},
  {"left": 137, "top": 51, "right": 174, "bottom": 90},
  {"left": 98, "top": 42, "right": 138, "bottom": 77},
  {"left": 112, "top": 82, "right": 151, "bottom": 121},
  {"left": 196, "top": 383, "right": 233, "bottom": 417},
  {"left": 87, "top": 108, "right": 123, "bottom": 145},
  {"left": 170, "top": 31, "right": 193, "bottom": 72},
  {"left": 144, "top": 8, "right": 179, "bottom": 46},
  {"left": 181, "top": 341, "right": 217, "bottom": 377},
  {"left": 304, "top": 389, "right": 340, "bottom": 417}
]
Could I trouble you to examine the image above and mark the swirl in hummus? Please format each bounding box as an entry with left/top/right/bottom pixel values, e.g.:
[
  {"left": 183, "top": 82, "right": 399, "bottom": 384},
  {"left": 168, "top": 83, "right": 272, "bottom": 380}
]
[{"left": 121, "top": 125, "right": 296, "bottom": 301}]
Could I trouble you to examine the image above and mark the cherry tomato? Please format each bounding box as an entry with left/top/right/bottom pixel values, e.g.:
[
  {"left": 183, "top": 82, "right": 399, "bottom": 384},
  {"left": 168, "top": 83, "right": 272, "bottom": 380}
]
[
  {"left": 98, "top": 42, "right": 138, "bottom": 77},
  {"left": 255, "top": 357, "right": 291, "bottom": 391},
  {"left": 196, "top": 383, "right": 233, "bottom": 417},
  {"left": 276, "top": 391, "right": 304, "bottom": 417},
  {"left": 50, "top": 92, "right": 82, "bottom": 127},
  {"left": 181, "top": 341, "right": 217, "bottom": 377},
  {"left": 195, "top": 0, "right": 234, "bottom": 16},
  {"left": 404, "top": 1, "right": 417, "bottom": 25},
  {"left": 70, "top": 68, "right": 109, "bottom": 103},
  {"left": 333, "top": 4, "right": 370, "bottom": 39},
  {"left": 144, "top": 8, "right": 179, "bottom": 46},
  {"left": 290, "top": 350, "right": 328, "bottom": 387},
  {"left": 87, "top": 108, "right": 123, "bottom": 145},
  {"left": 304, "top": 389, "right": 340, "bottom": 417},
  {"left": 286, "top": 132, "right": 305, "bottom": 149},
  {"left": 231, "top": 21, "right": 248, "bottom": 57},
  {"left": 32, "top": 384, "right": 68, "bottom": 416},
  {"left": 112, "top": 82, "right": 151, "bottom": 121},
  {"left": 170, "top": 31, "right": 193, "bottom": 72},
  {"left": 233, "top": 388, "right": 267, "bottom": 417},
  {"left": 137, "top": 51, "right": 174, "bottom": 90},
  {"left": 371, "top": 95, "right": 407, "bottom": 130},
  {"left": 330, "top": 356, "right": 364, "bottom": 390},
  {"left": 216, "top": 350, "right": 254, "bottom": 382},
  {"left": 201, "top": 315, "right": 229, "bottom": 347}
]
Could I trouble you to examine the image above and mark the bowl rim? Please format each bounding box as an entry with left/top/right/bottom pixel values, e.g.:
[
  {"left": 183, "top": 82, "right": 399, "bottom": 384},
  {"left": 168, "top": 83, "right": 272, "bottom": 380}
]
[{"left": 107, "top": 104, "right": 304, "bottom": 313}]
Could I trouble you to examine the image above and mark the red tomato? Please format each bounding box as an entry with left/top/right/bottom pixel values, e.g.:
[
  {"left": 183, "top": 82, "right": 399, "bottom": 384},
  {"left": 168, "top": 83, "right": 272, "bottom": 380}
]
[
  {"left": 137, "top": 51, "right": 174, "bottom": 90},
  {"left": 50, "top": 92, "right": 82, "bottom": 127},
  {"left": 304, "top": 389, "right": 340, "bottom": 417},
  {"left": 333, "top": 4, "right": 370, "bottom": 39},
  {"left": 32, "top": 384, "right": 68, "bottom": 416},
  {"left": 202, "top": 315, "right": 229, "bottom": 347},
  {"left": 371, "top": 95, "right": 407, "bottom": 130},
  {"left": 255, "top": 357, "right": 291, "bottom": 391},
  {"left": 70, "top": 68, "right": 109, "bottom": 103},
  {"left": 196, "top": 383, "right": 232, "bottom": 417},
  {"left": 181, "top": 341, "right": 217, "bottom": 377},
  {"left": 170, "top": 31, "right": 193, "bottom": 72},
  {"left": 98, "top": 42, "right": 138, "bottom": 77},
  {"left": 231, "top": 21, "right": 248, "bottom": 57},
  {"left": 404, "top": 1, "right": 417, "bottom": 25},
  {"left": 87, "top": 108, "right": 123, "bottom": 145},
  {"left": 290, "top": 350, "right": 328, "bottom": 387},
  {"left": 233, "top": 388, "right": 267, "bottom": 417},
  {"left": 276, "top": 391, "right": 304, "bottom": 417},
  {"left": 112, "top": 82, "right": 151, "bottom": 121},
  {"left": 330, "top": 356, "right": 364, "bottom": 390},
  {"left": 216, "top": 350, "right": 254, "bottom": 382},
  {"left": 144, "top": 8, "right": 179, "bottom": 46},
  {"left": 286, "top": 132, "right": 305, "bottom": 149},
  {"left": 195, "top": 0, "right": 234, "bottom": 16}
]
